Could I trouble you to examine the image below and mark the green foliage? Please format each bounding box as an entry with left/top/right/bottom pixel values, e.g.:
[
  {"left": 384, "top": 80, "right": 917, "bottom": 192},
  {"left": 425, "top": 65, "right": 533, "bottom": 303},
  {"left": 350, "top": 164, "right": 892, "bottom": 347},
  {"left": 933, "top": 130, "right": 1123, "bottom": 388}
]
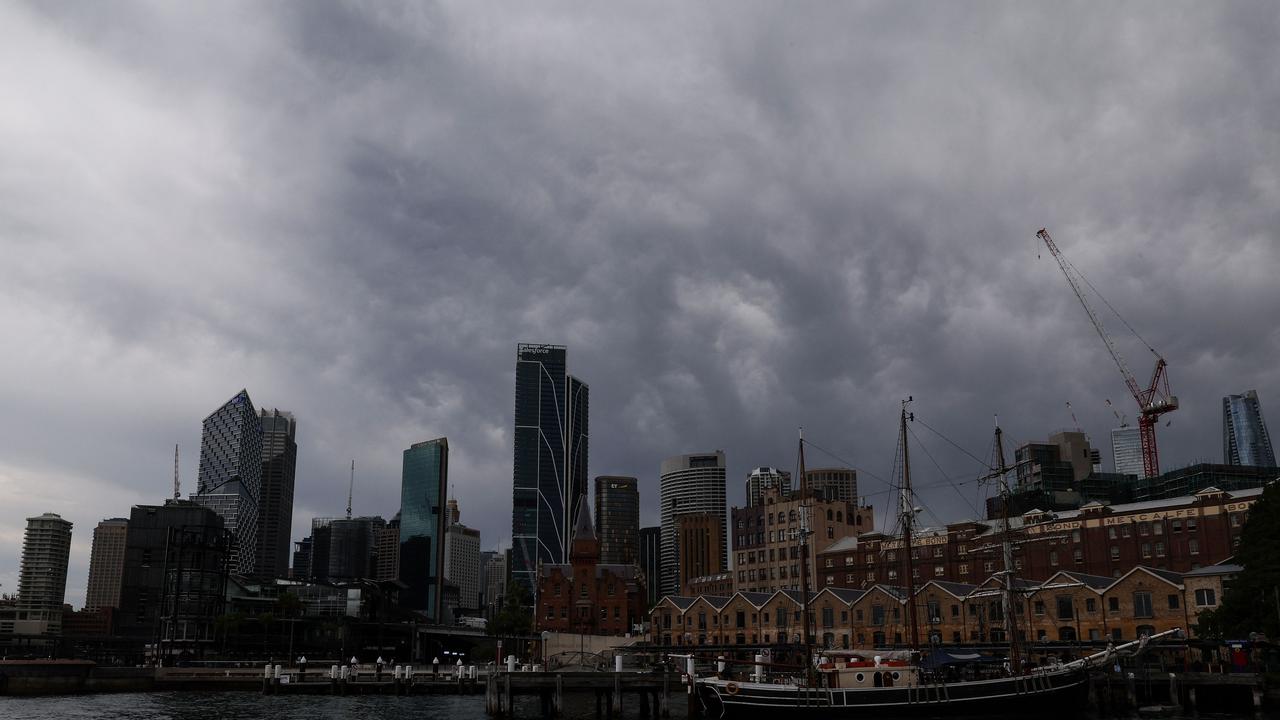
[
  {"left": 276, "top": 591, "right": 302, "bottom": 618},
  {"left": 1199, "top": 481, "right": 1280, "bottom": 639},
  {"left": 489, "top": 581, "right": 533, "bottom": 636}
]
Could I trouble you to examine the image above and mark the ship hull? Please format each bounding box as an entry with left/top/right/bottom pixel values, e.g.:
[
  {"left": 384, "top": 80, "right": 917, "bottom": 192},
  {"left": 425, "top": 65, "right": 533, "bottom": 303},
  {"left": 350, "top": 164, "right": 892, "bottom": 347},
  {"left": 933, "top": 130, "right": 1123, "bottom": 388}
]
[{"left": 698, "top": 668, "right": 1088, "bottom": 719}]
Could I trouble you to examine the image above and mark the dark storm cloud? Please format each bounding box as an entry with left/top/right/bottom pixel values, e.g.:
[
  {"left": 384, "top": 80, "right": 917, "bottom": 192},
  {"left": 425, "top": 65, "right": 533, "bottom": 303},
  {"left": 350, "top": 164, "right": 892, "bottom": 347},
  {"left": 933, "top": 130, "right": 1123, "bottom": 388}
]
[{"left": 1, "top": 1, "right": 1277, "bottom": 604}]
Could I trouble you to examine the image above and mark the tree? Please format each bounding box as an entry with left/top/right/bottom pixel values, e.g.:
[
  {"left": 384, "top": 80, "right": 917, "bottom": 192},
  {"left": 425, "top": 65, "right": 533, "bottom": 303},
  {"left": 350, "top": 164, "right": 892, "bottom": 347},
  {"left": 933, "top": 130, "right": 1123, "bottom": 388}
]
[
  {"left": 489, "top": 581, "right": 533, "bottom": 637},
  {"left": 1198, "top": 481, "right": 1280, "bottom": 639}
]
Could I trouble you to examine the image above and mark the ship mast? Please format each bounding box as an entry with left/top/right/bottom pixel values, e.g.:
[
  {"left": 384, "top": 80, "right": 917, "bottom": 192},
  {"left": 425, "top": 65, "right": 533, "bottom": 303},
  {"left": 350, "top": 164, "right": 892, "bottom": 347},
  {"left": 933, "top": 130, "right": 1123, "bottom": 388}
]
[
  {"left": 900, "top": 398, "right": 920, "bottom": 650},
  {"left": 796, "top": 427, "right": 816, "bottom": 687},
  {"left": 992, "top": 422, "right": 1022, "bottom": 673}
]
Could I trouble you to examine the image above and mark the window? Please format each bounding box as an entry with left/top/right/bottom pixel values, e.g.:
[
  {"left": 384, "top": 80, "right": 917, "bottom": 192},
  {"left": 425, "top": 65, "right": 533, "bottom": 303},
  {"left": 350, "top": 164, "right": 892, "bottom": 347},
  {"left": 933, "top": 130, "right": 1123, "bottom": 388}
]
[
  {"left": 1230, "top": 514, "right": 1241, "bottom": 527},
  {"left": 1122, "top": 525, "right": 1132, "bottom": 538},
  {"left": 1034, "top": 600, "right": 1045, "bottom": 616},
  {"left": 1074, "top": 549, "right": 1083, "bottom": 564},
  {"left": 1195, "top": 588, "right": 1217, "bottom": 606},
  {"left": 554, "top": 584, "right": 562, "bottom": 597},
  {"left": 1187, "top": 518, "right": 1197, "bottom": 532},
  {"left": 1189, "top": 539, "right": 1200, "bottom": 555},
  {"left": 871, "top": 604, "right": 885, "bottom": 626},
  {"left": 935, "top": 565, "right": 945, "bottom": 577},
  {"left": 1085, "top": 597, "right": 1097, "bottom": 612},
  {"left": 1072, "top": 529, "right": 1081, "bottom": 543},
  {"left": 951, "top": 604, "right": 960, "bottom": 618},
  {"left": 984, "top": 561, "right": 994, "bottom": 572},
  {"left": 1167, "top": 594, "right": 1179, "bottom": 609},
  {"left": 736, "top": 611, "right": 745, "bottom": 627},
  {"left": 822, "top": 608, "right": 834, "bottom": 628},
  {"left": 866, "top": 571, "right": 875, "bottom": 582},
  {"left": 826, "top": 575, "right": 834, "bottom": 584},
  {"left": 1110, "top": 546, "right": 1120, "bottom": 561},
  {"left": 1155, "top": 542, "right": 1165, "bottom": 558},
  {"left": 934, "top": 547, "right": 943, "bottom": 558},
  {"left": 888, "top": 569, "right": 898, "bottom": 580},
  {"left": 958, "top": 564, "right": 968, "bottom": 575},
  {"left": 1133, "top": 592, "right": 1153, "bottom": 619},
  {"left": 827, "top": 527, "right": 834, "bottom": 539},
  {"left": 825, "top": 558, "right": 834, "bottom": 568},
  {"left": 1141, "top": 543, "right": 1151, "bottom": 559},
  {"left": 1056, "top": 596, "right": 1073, "bottom": 620},
  {"left": 1108, "top": 527, "right": 1118, "bottom": 540},
  {"left": 1049, "top": 551, "right": 1059, "bottom": 567},
  {"left": 1139, "top": 523, "right": 1150, "bottom": 536},
  {"left": 1108, "top": 597, "right": 1120, "bottom": 612},
  {"left": 1153, "top": 522, "right": 1163, "bottom": 536},
  {"left": 1172, "top": 520, "right": 1181, "bottom": 533}
]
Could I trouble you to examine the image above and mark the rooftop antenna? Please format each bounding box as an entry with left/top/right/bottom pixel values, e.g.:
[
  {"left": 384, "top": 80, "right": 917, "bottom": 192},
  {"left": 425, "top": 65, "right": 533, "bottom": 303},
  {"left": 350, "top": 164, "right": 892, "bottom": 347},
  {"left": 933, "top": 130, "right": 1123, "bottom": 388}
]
[
  {"left": 173, "top": 444, "right": 180, "bottom": 500},
  {"left": 346, "top": 460, "right": 354, "bottom": 519}
]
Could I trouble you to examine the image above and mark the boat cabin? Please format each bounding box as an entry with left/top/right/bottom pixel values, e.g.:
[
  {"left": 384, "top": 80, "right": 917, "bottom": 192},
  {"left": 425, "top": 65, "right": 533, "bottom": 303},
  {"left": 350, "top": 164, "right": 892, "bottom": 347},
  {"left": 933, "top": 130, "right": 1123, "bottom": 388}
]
[{"left": 817, "top": 651, "right": 920, "bottom": 689}]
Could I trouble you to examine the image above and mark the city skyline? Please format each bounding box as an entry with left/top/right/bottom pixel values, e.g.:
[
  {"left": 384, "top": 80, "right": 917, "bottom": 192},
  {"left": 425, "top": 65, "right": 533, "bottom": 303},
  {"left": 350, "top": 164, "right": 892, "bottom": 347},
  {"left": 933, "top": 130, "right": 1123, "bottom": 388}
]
[{"left": 2, "top": 3, "right": 1279, "bottom": 608}]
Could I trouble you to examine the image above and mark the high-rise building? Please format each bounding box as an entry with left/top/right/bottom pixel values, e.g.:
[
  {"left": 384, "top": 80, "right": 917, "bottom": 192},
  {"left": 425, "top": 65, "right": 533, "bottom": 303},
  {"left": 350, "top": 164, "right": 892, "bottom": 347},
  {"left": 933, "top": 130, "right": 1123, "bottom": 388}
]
[
  {"left": 639, "top": 526, "right": 662, "bottom": 608},
  {"left": 85, "top": 518, "right": 129, "bottom": 611},
  {"left": 1224, "top": 390, "right": 1276, "bottom": 467},
  {"left": 482, "top": 552, "right": 508, "bottom": 620},
  {"left": 745, "top": 467, "right": 792, "bottom": 508},
  {"left": 1111, "top": 426, "right": 1143, "bottom": 477},
  {"left": 17, "top": 513, "right": 73, "bottom": 636},
  {"left": 115, "top": 501, "right": 231, "bottom": 656},
  {"left": 1014, "top": 431, "right": 1096, "bottom": 492},
  {"left": 803, "top": 467, "right": 858, "bottom": 503},
  {"left": 443, "top": 502, "right": 482, "bottom": 612},
  {"left": 595, "top": 476, "right": 639, "bottom": 565},
  {"left": 675, "top": 512, "right": 726, "bottom": 595},
  {"left": 192, "top": 389, "right": 263, "bottom": 577},
  {"left": 291, "top": 537, "right": 312, "bottom": 580},
  {"left": 659, "top": 451, "right": 726, "bottom": 596},
  {"left": 374, "top": 513, "right": 401, "bottom": 582},
  {"left": 257, "top": 408, "right": 297, "bottom": 580},
  {"left": 327, "top": 516, "right": 383, "bottom": 581},
  {"left": 511, "top": 343, "right": 589, "bottom": 598},
  {"left": 401, "top": 437, "right": 448, "bottom": 621}
]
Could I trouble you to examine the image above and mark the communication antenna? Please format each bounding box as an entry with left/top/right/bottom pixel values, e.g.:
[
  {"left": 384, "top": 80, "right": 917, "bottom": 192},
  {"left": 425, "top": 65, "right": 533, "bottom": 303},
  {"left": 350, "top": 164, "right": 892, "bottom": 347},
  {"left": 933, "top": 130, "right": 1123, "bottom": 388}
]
[
  {"left": 173, "top": 444, "right": 180, "bottom": 499},
  {"left": 346, "top": 460, "right": 354, "bottom": 519}
]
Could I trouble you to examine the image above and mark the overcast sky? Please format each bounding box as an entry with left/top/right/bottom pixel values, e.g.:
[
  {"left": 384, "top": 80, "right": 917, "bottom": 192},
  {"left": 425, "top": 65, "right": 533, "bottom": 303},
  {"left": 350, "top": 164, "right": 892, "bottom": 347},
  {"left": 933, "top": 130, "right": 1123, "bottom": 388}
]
[{"left": 2, "top": 2, "right": 1277, "bottom": 609}]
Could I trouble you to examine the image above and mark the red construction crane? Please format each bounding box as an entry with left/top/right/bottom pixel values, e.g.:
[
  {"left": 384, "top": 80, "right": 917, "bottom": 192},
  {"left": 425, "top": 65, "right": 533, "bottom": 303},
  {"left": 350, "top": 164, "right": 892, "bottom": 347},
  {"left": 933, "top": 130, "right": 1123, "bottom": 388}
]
[{"left": 1037, "top": 228, "right": 1178, "bottom": 478}]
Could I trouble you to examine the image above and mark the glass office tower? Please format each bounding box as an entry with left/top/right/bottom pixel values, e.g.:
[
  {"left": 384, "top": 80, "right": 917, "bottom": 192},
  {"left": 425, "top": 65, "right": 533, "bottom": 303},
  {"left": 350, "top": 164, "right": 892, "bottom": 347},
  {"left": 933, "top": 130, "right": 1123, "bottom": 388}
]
[
  {"left": 192, "top": 389, "right": 262, "bottom": 577},
  {"left": 1224, "top": 390, "right": 1276, "bottom": 467},
  {"left": 257, "top": 409, "right": 297, "bottom": 580},
  {"left": 595, "top": 476, "right": 639, "bottom": 565},
  {"left": 400, "top": 438, "right": 448, "bottom": 621},
  {"left": 510, "top": 344, "right": 589, "bottom": 599}
]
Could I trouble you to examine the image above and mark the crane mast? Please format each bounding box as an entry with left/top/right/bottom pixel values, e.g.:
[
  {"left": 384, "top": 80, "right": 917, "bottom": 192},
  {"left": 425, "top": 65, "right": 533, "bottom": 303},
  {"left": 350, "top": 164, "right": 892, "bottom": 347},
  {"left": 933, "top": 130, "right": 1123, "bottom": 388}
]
[{"left": 1037, "top": 228, "right": 1178, "bottom": 477}]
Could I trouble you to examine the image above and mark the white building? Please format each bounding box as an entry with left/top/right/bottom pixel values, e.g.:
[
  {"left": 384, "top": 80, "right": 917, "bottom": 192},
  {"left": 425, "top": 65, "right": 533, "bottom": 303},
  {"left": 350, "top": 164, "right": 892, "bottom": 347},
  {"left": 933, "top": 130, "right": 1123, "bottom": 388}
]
[
  {"left": 1111, "top": 426, "right": 1143, "bottom": 477},
  {"left": 443, "top": 503, "right": 482, "bottom": 612}
]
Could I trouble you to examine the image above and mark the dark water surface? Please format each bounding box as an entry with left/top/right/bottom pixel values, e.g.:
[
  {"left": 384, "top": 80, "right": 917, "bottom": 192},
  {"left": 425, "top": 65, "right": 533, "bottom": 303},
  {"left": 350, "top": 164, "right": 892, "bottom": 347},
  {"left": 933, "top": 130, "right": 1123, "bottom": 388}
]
[
  {"left": 1, "top": 692, "right": 1273, "bottom": 720},
  {"left": 1, "top": 692, "right": 489, "bottom": 720}
]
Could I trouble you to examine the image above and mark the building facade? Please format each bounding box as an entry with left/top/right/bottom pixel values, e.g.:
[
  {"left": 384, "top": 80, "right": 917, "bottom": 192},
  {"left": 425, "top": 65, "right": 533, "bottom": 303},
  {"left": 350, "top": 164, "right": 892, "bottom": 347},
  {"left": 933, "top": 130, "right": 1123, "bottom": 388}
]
[
  {"left": 444, "top": 506, "right": 482, "bottom": 613},
  {"left": 16, "top": 513, "right": 73, "bottom": 636},
  {"left": 511, "top": 344, "right": 590, "bottom": 599},
  {"left": 733, "top": 486, "right": 874, "bottom": 594},
  {"left": 400, "top": 438, "right": 448, "bottom": 621},
  {"left": 659, "top": 451, "right": 726, "bottom": 596},
  {"left": 677, "top": 513, "right": 727, "bottom": 595},
  {"left": 639, "top": 526, "right": 662, "bottom": 609},
  {"left": 192, "top": 389, "right": 263, "bottom": 577},
  {"left": 483, "top": 551, "right": 508, "bottom": 620},
  {"left": 1223, "top": 390, "right": 1275, "bottom": 467},
  {"left": 327, "top": 516, "right": 384, "bottom": 582},
  {"left": 745, "top": 467, "right": 792, "bottom": 509},
  {"left": 374, "top": 513, "right": 401, "bottom": 582},
  {"left": 817, "top": 485, "right": 1264, "bottom": 593},
  {"left": 257, "top": 408, "right": 297, "bottom": 580},
  {"left": 1111, "top": 426, "right": 1143, "bottom": 477},
  {"left": 115, "top": 501, "right": 231, "bottom": 659},
  {"left": 803, "top": 467, "right": 858, "bottom": 504},
  {"left": 595, "top": 476, "right": 639, "bottom": 565},
  {"left": 85, "top": 518, "right": 129, "bottom": 611},
  {"left": 536, "top": 498, "right": 646, "bottom": 636}
]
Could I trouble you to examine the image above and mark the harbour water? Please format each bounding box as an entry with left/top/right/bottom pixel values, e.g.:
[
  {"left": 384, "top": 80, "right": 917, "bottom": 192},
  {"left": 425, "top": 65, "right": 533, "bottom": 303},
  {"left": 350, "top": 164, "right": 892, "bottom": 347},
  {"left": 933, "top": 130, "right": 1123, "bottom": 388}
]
[{"left": 0, "top": 692, "right": 1274, "bottom": 720}]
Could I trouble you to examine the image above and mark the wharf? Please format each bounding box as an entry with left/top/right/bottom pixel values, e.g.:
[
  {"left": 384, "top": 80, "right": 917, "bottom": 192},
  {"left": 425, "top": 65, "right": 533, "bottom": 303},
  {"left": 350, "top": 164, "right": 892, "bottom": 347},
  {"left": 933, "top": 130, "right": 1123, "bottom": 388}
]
[{"left": 485, "top": 670, "right": 684, "bottom": 719}]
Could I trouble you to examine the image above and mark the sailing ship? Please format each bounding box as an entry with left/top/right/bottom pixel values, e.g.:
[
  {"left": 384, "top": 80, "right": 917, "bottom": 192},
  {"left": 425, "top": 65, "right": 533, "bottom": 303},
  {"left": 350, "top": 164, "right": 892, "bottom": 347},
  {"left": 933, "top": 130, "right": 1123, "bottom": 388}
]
[{"left": 695, "top": 400, "right": 1179, "bottom": 717}]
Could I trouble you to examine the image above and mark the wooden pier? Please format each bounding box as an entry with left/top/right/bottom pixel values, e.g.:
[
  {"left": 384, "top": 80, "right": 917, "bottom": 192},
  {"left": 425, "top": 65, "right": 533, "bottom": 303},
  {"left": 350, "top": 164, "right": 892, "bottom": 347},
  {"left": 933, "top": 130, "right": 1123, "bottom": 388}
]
[{"left": 485, "top": 671, "right": 684, "bottom": 719}]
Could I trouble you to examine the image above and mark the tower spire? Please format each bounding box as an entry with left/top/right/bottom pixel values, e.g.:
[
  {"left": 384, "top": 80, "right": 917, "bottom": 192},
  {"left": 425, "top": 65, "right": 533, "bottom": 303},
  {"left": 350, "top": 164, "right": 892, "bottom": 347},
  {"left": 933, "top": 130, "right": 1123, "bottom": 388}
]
[
  {"left": 347, "top": 460, "right": 354, "bottom": 520},
  {"left": 173, "top": 444, "right": 180, "bottom": 500}
]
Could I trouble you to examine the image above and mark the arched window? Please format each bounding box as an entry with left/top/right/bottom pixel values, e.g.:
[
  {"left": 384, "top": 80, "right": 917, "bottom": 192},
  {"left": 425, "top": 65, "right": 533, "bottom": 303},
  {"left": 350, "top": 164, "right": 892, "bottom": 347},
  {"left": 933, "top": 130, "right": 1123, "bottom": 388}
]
[
  {"left": 837, "top": 511, "right": 843, "bottom": 523},
  {"left": 1059, "top": 626, "right": 1077, "bottom": 642},
  {"left": 827, "top": 509, "right": 834, "bottom": 521}
]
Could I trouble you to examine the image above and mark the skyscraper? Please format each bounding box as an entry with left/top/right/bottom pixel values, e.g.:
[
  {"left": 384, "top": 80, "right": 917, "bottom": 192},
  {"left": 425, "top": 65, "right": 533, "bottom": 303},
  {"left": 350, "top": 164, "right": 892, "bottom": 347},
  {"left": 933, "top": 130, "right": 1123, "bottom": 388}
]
[
  {"left": 443, "top": 501, "right": 482, "bottom": 613},
  {"left": 192, "top": 389, "right": 262, "bottom": 577},
  {"left": 85, "top": 518, "right": 129, "bottom": 611},
  {"left": 638, "top": 526, "right": 662, "bottom": 608},
  {"left": 511, "top": 343, "right": 589, "bottom": 598},
  {"left": 374, "top": 513, "right": 401, "bottom": 582},
  {"left": 1111, "top": 426, "right": 1143, "bottom": 476},
  {"left": 257, "top": 408, "right": 297, "bottom": 580},
  {"left": 1224, "top": 390, "right": 1276, "bottom": 467},
  {"left": 595, "top": 476, "right": 639, "bottom": 565},
  {"left": 745, "top": 466, "right": 792, "bottom": 507},
  {"left": 17, "top": 513, "right": 73, "bottom": 636},
  {"left": 803, "top": 467, "right": 858, "bottom": 503},
  {"left": 400, "top": 437, "right": 448, "bottom": 621},
  {"left": 659, "top": 451, "right": 726, "bottom": 596}
]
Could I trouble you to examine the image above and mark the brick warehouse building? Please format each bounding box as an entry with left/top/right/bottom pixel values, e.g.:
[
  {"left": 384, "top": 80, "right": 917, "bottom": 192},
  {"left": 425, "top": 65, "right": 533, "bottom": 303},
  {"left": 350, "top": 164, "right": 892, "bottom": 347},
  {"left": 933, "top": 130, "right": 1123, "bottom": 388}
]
[
  {"left": 648, "top": 561, "right": 1228, "bottom": 651},
  {"left": 815, "top": 485, "right": 1265, "bottom": 592},
  {"left": 537, "top": 497, "right": 646, "bottom": 636}
]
